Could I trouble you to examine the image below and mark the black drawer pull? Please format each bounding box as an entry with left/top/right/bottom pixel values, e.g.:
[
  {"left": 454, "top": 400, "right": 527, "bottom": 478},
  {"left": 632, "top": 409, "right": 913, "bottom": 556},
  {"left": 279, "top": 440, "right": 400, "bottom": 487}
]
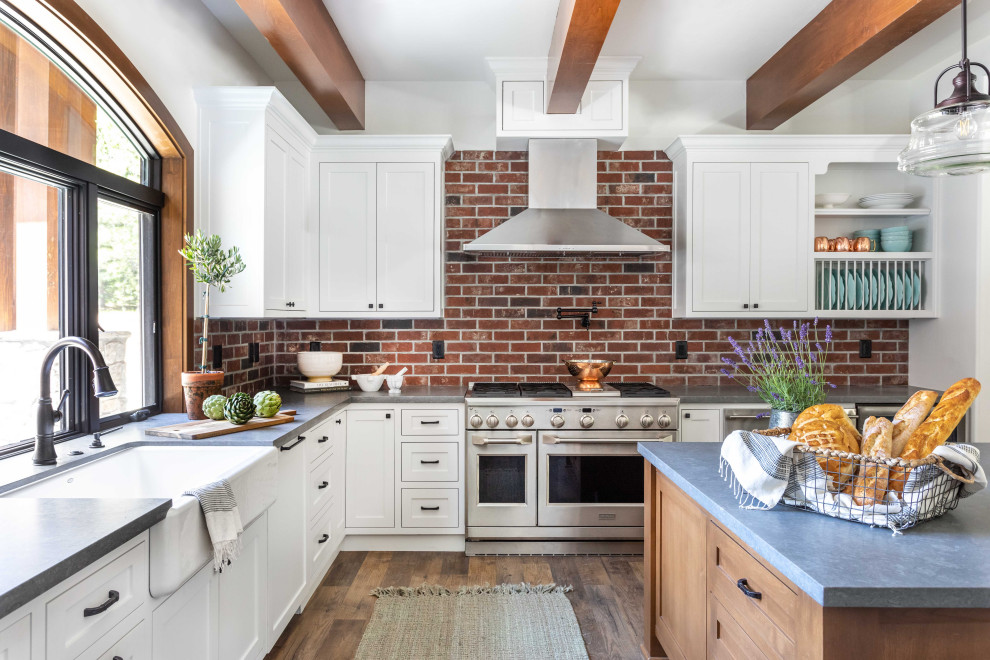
[
  {"left": 318, "top": 533, "right": 329, "bottom": 544},
  {"left": 318, "top": 435, "right": 329, "bottom": 443},
  {"left": 318, "top": 481, "right": 329, "bottom": 489},
  {"left": 113, "top": 657, "right": 123, "bottom": 660},
  {"left": 335, "top": 419, "right": 342, "bottom": 425},
  {"left": 420, "top": 505, "right": 440, "bottom": 511},
  {"left": 420, "top": 420, "right": 441, "bottom": 425},
  {"left": 736, "top": 578, "right": 762, "bottom": 600},
  {"left": 420, "top": 459, "right": 440, "bottom": 464},
  {"left": 83, "top": 590, "right": 119, "bottom": 617},
  {"left": 281, "top": 436, "right": 305, "bottom": 451}
]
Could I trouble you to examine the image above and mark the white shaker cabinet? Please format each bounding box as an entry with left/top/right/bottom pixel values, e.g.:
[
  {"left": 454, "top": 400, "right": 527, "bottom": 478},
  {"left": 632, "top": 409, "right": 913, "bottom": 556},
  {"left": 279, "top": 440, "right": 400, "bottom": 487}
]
[
  {"left": 152, "top": 561, "right": 218, "bottom": 660},
  {"left": 218, "top": 513, "right": 268, "bottom": 660},
  {"left": 750, "top": 163, "right": 809, "bottom": 312},
  {"left": 315, "top": 137, "right": 450, "bottom": 318},
  {"left": 0, "top": 615, "right": 32, "bottom": 660},
  {"left": 267, "top": 433, "right": 308, "bottom": 644},
  {"left": 195, "top": 88, "right": 314, "bottom": 318},
  {"left": 345, "top": 410, "right": 396, "bottom": 528}
]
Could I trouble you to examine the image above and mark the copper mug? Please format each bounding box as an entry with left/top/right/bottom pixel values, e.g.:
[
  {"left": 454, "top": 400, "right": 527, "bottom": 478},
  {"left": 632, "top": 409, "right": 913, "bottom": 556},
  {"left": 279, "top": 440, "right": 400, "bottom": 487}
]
[
  {"left": 814, "top": 236, "right": 830, "bottom": 252},
  {"left": 853, "top": 237, "right": 873, "bottom": 252},
  {"left": 832, "top": 237, "right": 852, "bottom": 252}
]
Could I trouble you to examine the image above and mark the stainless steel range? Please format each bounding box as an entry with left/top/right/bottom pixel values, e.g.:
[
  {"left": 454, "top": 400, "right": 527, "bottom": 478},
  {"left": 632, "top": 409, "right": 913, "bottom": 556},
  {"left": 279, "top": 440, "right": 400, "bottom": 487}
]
[{"left": 464, "top": 381, "right": 679, "bottom": 555}]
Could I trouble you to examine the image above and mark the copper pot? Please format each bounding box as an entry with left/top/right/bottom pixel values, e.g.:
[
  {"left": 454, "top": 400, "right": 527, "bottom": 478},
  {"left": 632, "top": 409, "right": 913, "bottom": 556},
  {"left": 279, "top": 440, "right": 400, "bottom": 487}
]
[
  {"left": 832, "top": 237, "right": 852, "bottom": 252},
  {"left": 563, "top": 359, "right": 614, "bottom": 391},
  {"left": 814, "top": 236, "right": 830, "bottom": 252}
]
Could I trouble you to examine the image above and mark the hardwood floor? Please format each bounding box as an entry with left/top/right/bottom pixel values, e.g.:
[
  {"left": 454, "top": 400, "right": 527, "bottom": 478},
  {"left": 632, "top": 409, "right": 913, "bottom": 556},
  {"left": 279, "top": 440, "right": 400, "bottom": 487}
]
[{"left": 268, "top": 551, "right": 644, "bottom": 660}]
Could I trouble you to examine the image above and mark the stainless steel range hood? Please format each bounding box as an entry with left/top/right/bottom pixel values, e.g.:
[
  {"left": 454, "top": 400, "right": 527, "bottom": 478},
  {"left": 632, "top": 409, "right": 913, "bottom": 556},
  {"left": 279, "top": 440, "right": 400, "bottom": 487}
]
[{"left": 463, "top": 139, "right": 669, "bottom": 254}]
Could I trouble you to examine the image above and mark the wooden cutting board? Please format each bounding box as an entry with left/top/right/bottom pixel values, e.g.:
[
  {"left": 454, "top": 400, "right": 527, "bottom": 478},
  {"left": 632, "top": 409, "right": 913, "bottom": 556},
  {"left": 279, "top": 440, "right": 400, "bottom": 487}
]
[{"left": 145, "top": 410, "right": 297, "bottom": 440}]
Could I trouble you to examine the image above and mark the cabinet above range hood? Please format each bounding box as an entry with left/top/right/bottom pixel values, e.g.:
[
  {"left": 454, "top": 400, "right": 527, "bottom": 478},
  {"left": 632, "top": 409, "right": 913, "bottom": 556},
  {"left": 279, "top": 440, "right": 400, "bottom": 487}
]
[{"left": 463, "top": 139, "right": 669, "bottom": 254}]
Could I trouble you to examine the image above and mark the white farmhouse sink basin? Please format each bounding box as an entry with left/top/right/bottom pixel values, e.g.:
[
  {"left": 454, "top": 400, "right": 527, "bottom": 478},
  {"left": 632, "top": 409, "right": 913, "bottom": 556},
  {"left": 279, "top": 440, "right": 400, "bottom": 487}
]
[{"left": 5, "top": 445, "right": 278, "bottom": 597}]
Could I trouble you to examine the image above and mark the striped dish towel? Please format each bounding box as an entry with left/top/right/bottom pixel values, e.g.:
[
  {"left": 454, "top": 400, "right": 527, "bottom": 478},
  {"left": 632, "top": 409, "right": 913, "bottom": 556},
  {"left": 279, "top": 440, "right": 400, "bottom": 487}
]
[{"left": 183, "top": 479, "right": 244, "bottom": 572}]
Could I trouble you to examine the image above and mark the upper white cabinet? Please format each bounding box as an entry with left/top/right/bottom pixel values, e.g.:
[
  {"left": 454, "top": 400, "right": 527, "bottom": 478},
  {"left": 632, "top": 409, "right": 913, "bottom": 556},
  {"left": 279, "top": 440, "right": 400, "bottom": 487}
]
[
  {"left": 196, "top": 87, "right": 452, "bottom": 319},
  {"left": 489, "top": 57, "right": 639, "bottom": 150},
  {"left": 195, "top": 88, "right": 314, "bottom": 317},
  {"left": 668, "top": 135, "right": 938, "bottom": 319},
  {"left": 314, "top": 136, "right": 452, "bottom": 318}
]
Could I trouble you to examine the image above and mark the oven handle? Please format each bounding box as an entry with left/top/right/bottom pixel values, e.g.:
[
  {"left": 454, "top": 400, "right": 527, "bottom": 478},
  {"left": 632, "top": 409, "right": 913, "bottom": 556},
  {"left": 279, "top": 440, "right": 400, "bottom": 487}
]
[
  {"left": 543, "top": 434, "right": 674, "bottom": 445},
  {"left": 471, "top": 434, "right": 533, "bottom": 446}
]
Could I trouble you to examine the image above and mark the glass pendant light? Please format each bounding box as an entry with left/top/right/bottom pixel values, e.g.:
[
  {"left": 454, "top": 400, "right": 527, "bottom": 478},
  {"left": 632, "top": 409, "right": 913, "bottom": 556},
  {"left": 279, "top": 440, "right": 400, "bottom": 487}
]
[{"left": 898, "top": 0, "right": 990, "bottom": 176}]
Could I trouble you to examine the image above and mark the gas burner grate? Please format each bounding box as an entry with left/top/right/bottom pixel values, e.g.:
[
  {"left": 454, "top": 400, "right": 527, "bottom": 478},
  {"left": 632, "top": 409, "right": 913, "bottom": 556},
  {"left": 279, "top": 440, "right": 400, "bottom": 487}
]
[
  {"left": 609, "top": 382, "right": 673, "bottom": 398},
  {"left": 469, "top": 382, "right": 522, "bottom": 397},
  {"left": 518, "top": 382, "right": 573, "bottom": 398}
]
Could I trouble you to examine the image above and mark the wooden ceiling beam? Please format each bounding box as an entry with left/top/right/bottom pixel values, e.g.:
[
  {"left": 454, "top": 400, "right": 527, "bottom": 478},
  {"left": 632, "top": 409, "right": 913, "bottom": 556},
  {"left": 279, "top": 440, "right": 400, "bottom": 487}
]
[
  {"left": 747, "top": 0, "right": 960, "bottom": 130},
  {"left": 546, "top": 0, "right": 622, "bottom": 114},
  {"left": 234, "top": 0, "right": 365, "bottom": 129}
]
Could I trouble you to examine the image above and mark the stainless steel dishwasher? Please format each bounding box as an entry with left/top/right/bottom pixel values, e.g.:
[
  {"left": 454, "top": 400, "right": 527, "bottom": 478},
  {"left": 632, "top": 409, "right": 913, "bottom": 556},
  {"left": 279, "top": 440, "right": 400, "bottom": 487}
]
[{"left": 723, "top": 403, "right": 858, "bottom": 434}]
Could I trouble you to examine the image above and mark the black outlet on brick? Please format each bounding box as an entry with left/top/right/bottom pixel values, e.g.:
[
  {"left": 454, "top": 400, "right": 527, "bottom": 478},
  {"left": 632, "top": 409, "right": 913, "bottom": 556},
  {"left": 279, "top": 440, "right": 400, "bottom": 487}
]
[
  {"left": 309, "top": 341, "right": 322, "bottom": 352},
  {"left": 211, "top": 344, "right": 223, "bottom": 369},
  {"left": 675, "top": 341, "right": 689, "bottom": 360},
  {"left": 859, "top": 339, "right": 873, "bottom": 359},
  {"left": 249, "top": 342, "right": 260, "bottom": 364},
  {"left": 432, "top": 340, "right": 445, "bottom": 360}
]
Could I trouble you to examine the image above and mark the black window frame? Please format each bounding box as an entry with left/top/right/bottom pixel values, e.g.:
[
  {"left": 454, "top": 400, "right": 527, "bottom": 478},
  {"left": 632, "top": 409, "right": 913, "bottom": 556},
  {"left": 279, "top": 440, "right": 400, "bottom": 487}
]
[{"left": 0, "top": 128, "right": 165, "bottom": 458}]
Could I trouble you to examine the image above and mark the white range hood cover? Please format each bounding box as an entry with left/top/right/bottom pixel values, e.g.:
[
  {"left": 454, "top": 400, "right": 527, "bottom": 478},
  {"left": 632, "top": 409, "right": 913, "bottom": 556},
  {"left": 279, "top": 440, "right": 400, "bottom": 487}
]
[{"left": 463, "top": 139, "right": 669, "bottom": 254}]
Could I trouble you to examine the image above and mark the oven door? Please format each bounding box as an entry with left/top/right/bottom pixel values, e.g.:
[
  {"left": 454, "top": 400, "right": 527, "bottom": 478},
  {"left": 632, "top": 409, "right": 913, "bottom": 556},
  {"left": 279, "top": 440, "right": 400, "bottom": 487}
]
[
  {"left": 467, "top": 430, "right": 537, "bottom": 527},
  {"left": 538, "top": 430, "right": 672, "bottom": 527}
]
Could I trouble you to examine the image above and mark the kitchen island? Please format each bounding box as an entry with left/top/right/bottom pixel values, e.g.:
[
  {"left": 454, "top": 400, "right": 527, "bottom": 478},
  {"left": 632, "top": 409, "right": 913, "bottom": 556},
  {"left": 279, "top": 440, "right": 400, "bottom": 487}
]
[{"left": 638, "top": 441, "right": 990, "bottom": 660}]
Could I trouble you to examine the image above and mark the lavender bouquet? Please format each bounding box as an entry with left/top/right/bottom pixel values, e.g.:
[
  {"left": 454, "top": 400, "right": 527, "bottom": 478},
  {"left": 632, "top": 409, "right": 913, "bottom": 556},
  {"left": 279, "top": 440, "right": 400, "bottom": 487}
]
[{"left": 721, "top": 319, "right": 836, "bottom": 414}]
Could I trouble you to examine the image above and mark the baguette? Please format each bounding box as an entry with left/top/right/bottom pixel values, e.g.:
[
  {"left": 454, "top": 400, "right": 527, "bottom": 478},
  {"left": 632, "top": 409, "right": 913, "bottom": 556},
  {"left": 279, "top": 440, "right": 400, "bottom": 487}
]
[
  {"left": 890, "top": 390, "right": 938, "bottom": 457},
  {"left": 899, "top": 378, "right": 981, "bottom": 461},
  {"left": 853, "top": 417, "right": 893, "bottom": 506}
]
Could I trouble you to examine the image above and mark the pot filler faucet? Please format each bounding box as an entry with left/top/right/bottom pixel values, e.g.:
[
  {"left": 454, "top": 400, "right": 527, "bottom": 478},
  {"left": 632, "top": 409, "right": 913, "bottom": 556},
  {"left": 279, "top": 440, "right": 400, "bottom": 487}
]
[{"left": 34, "top": 336, "right": 117, "bottom": 466}]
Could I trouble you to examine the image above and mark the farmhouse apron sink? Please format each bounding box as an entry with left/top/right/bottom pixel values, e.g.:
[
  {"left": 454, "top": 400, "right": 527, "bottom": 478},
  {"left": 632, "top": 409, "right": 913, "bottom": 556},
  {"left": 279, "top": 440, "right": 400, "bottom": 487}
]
[{"left": 4, "top": 445, "right": 278, "bottom": 597}]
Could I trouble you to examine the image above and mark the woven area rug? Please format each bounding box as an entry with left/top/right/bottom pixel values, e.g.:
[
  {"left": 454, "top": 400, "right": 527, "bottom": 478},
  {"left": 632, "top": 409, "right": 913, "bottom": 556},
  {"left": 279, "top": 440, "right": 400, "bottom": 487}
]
[{"left": 354, "top": 583, "right": 590, "bottom": 660}]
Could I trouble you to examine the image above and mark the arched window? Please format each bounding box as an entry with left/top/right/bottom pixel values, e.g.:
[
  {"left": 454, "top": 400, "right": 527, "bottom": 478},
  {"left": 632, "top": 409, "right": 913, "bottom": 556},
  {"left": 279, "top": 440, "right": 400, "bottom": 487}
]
[{"left": 0, "top": 1, "right": 192, "bottom": 454}]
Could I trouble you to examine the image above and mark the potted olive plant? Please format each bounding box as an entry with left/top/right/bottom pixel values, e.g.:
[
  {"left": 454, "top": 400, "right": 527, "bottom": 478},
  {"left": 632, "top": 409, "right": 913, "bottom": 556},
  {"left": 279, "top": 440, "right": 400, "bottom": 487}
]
[
  {"left": 178, "top": 231, "right": 245, "bottom": 419},
  {"left": 720, "top": 319, "right": 836, "bottom": 429}
]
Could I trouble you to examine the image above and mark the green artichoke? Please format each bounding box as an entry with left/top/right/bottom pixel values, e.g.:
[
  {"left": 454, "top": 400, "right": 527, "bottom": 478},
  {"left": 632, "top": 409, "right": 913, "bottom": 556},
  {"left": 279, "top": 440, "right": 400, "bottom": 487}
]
[
  {"left": 224, "top": 392, "right": 256, "bottom": 425},
  {"left": 253, "top": 391, "right": 282, "bottom": 418},
  {"left": 202, "top": 395, "right": 227, "bottom": 420}
]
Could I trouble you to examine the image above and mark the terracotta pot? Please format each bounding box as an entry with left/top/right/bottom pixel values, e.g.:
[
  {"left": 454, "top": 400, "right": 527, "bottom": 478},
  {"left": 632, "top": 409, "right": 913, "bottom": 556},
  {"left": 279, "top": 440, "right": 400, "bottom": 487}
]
[{"left": 181, "top": 371, "right": 224, "bottom": 420}]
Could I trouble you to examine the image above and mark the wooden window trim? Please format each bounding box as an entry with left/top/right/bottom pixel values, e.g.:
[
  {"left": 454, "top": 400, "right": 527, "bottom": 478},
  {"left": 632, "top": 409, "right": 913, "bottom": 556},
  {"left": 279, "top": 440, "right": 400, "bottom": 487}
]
[{"left": 9, "top": 0, "right": 193, "bottom": 411}]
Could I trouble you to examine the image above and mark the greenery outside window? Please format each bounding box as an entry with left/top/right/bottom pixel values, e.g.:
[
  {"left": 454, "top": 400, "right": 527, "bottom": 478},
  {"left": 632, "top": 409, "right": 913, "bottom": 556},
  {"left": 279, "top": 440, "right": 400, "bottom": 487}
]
[{"left": 0, "top": 8, "right": 163, "bottom": 455}]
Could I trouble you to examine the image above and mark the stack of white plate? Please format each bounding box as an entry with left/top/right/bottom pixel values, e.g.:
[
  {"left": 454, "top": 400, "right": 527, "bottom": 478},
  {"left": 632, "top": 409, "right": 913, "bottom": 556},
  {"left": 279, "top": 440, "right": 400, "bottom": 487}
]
[{"left": 858, "top": 193, "right": 915, "bottom": 209}]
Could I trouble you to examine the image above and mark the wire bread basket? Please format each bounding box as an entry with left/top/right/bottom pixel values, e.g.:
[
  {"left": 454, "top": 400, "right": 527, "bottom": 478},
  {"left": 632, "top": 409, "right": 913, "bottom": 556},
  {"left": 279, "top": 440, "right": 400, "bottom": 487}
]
[{"left": 760, "top": 428, "right": 977, "bottom": 532}]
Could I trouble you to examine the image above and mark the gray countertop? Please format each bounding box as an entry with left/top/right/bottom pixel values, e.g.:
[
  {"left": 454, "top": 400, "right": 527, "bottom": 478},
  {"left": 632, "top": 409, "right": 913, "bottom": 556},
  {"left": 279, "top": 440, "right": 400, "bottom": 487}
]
[
  {"left": 0, "top": 498, "right": 171, "bottom": 620},
  {"left": 676, "top": 385, "right": 922, "bottom": 404},
  {"left": 638, "top": 441, "right": 990, "bottom": 608},
  {"left": 0, "top": 386, "right": 464, "bottom": 621}
]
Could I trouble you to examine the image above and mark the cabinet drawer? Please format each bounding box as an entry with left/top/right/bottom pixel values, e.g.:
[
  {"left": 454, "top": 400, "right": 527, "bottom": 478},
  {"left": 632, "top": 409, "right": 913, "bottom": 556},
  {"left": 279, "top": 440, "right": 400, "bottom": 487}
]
[
  {"left": 307, "top": 424, "right": 333, "bottom": 466},
  {"left": 401, "top": 409, "right": 459, "bottom": 436},
  {"left": 709, "top": 595, "right": 770, "bottom": 660},
  {"left": 401, "top": 442, "right": 458, "bottom": 482},
  {"left": 46, "top": 541, "right": 149, "bottom": 660},
  {"left": 400, "top": 488, "right": 459, "bottom": 528},
  {"left": 708, "top": 523, "right": 796, "bottom": 659},
  {"left": 308, "top": 452, "right": 334, "bottom": 522},
  {"left": 83, "top": 617, "right": 150, "bottom": 660},
  {"left": 310, "top": 504, "right": 335, "bottom": 569}
]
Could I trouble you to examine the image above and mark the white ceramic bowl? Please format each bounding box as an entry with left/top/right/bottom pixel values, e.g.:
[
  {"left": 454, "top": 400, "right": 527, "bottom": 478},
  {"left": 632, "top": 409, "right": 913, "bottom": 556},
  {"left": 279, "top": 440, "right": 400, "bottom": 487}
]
[
  {"left": 815, "top": 193, "right": 850, "bottom": 208},
  {"left": 296, "top": 351, "right": 343, "bottom": 382},
  {"left": 354, "top": 373, "right": 386, "bottom": 392}
]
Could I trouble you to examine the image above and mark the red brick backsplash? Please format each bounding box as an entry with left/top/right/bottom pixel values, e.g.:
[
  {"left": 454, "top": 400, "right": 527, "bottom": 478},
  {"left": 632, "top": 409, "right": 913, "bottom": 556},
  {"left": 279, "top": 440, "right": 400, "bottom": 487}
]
[{"left": 195, "top": 151, "right": 908, "bottom": 393}]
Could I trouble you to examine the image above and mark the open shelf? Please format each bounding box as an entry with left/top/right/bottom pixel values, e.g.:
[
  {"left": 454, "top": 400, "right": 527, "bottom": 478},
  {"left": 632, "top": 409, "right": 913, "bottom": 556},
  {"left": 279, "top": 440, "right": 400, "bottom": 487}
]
[
  {"left": 814, "top": 252, "right": 933, "bottom": 260},
  {"left": 814, "top": 208, "right": 931, "bottom": 217}
]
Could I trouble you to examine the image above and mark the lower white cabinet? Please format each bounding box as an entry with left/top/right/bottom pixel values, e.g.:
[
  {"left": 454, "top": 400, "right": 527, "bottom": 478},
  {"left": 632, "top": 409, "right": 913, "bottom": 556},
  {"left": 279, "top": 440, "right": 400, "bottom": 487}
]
[
  {"left": 679, "top": 408, "right": 722, "bottom": 443},
  {"left": 267, "top": 434, "right": 308, "bottom": 643},
  {"left": 0, "top": 615, "right": 32, "bottom": 660},
  {"left": 83, "top": 615, "right": 150, "bottom": 660},
  {"left": 400, "top": 489, "right": 459, "bottom": 528},
  {"left": 152, "top": 561, "right": 218, "bottom": 660},
  {"left": 219, "top": 512, "right": 268, "bottom": 660},
  {"left": 345, "top": 410, "right": 396, "bottom": 528}
]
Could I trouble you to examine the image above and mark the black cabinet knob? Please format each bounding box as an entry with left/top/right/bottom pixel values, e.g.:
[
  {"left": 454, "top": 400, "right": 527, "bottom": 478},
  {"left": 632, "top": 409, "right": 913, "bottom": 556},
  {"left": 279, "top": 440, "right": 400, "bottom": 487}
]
[{"left": 318, "top": 533, "right": 329, "bottom": 544}]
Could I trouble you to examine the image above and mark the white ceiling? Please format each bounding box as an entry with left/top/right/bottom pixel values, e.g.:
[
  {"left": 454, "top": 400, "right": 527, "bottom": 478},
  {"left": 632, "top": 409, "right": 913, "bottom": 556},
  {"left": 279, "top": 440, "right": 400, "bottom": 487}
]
[{"left": 203, "top": 0, "right": 990, "bottom": 85}]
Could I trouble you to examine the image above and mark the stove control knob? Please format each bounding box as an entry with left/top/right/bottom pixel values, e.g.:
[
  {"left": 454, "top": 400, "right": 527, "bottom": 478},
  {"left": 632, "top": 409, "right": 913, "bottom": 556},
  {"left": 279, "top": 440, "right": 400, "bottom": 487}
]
[
  {"left": 615, "top": 414, "right": 629, "bottom": 429},
  {"left": 505, "top": 414, "right": 519, "bottom": 428},
  {"left": 486, "top": 414, "right": 500, "bottom": 429},
  {"left": 550, "top": 414, "right": 565, "bottom": 429},
  {"left": 640, "top": 413, "right": 655, "bottom": 428},
  {"left": 579, "top": 414, "right": 595, "bottom": 429},
  {"left": 657, "top": 413, "right": 672, "bottom": 429},
  {"left": 521, "top": 414, "right": 534, "bottom": 427},
  {"left": 469, "top": 414, "right": 483, "bottom": 428}
]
